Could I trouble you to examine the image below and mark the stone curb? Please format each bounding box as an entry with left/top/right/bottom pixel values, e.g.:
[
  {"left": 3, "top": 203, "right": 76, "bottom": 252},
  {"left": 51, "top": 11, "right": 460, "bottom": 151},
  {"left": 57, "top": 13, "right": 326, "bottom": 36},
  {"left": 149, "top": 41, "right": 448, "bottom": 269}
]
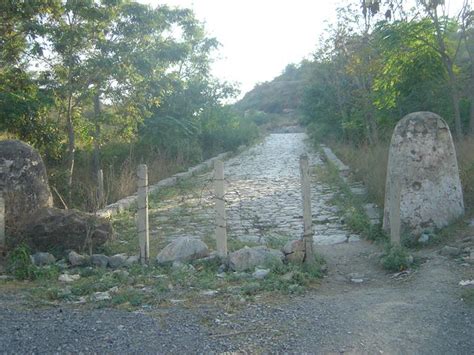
[
  {"left": 320, "top": 144, "right": 350, "bottom": 176},
  {"left": 97, "top": 150, "right": 241, "bottom": 218}
]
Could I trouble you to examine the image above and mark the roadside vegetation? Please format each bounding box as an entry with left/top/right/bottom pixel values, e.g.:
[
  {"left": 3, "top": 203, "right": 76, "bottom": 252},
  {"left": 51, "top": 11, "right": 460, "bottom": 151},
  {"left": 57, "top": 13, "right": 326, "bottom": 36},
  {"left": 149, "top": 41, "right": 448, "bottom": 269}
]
[{"left": 0, "top": 1, "right": 261, "bottom": 211}]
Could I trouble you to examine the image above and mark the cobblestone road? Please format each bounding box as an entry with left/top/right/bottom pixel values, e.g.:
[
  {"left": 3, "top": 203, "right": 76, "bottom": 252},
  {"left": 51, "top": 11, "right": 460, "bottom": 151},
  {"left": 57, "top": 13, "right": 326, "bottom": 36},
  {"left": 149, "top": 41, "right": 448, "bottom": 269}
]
[{"left": 150, "top": 133, "right": 359, "bottom": 246}]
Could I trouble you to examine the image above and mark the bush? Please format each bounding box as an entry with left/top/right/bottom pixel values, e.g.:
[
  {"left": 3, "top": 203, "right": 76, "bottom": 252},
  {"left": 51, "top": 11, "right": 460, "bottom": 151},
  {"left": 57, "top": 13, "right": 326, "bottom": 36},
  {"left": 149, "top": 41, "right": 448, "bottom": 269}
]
[
  {"left": 380, "top": 245, "right": 411, "bottom": 272},
  {"left": 7, "top": 244, "right": 35, "bottom": 280}
]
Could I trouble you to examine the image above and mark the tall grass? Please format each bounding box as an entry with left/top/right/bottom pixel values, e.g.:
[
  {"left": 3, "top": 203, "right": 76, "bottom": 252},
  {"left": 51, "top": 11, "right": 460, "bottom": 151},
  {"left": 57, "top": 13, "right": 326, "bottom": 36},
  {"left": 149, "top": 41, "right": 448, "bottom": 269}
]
[{"left": 331, "top": 137, "right": 474, "bottom": 214}]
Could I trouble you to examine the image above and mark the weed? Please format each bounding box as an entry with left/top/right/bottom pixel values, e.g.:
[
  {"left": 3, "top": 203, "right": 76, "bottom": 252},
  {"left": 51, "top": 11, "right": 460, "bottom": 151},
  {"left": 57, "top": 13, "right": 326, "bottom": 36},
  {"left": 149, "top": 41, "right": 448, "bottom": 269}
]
[
  {"left": 461, "top": 288, "right": 474, "bottom": 306},
  {"left": 380, "top": 244, "right": 411, "bottom": 272},
  {"left": 7, "top": 245, "right": 35, "bottom": 280}
]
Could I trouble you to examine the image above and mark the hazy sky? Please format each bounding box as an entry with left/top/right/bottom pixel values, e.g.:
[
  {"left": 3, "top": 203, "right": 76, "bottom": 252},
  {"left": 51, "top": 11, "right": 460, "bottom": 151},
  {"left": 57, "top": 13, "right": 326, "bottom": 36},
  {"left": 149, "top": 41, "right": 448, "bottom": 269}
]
[{"left": 139, "top": 0, "right": 469, "bottom": 98}]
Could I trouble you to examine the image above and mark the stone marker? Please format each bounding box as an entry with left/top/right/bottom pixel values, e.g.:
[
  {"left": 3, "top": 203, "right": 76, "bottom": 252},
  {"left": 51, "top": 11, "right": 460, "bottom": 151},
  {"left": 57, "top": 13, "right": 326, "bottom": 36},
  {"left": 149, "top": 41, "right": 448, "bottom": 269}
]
[{"left": 383, "top": 112, "right": 464, "bottom": 239}]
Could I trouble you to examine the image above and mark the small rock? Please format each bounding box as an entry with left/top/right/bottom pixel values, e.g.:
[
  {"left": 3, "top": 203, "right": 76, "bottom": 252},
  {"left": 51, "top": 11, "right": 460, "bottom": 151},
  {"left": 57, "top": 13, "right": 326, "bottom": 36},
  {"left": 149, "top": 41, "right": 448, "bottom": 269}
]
[
  {"left": 30, "top": 252, "right": 56, "bottom": 266},
  {"left": 217, "top": 264, "right": 227, "bottom": 273},
  {"left": 0, "top": 275, "right": 14, "bottom": 281},
  {"left": 125, "top": 255, "right": 139, "bottom": 267},
  {"left": 200, "top": 290, "right": 219, "bottom": 297},
  {"left": 156, "top": 237, "right": 209, "bottom": 264},
  {"left": 252, "top": 268, "right": 270, "bottom": 279},
  {"left": 91, "top": 291, "right": 111, "bottom": 301},
  {"left": 282, "top": 240, "right": 304, "bottom": 264},
  {"left": 109, "top": 254, "right": 128, "bottom": 268},
  {"left": 407, "top": 255, "right": 414, "bottom": 265},
  {"left": 418, "top": 233, "right": 430, "bottom": 244},
  {"left": 91, "top": 254, "right": 109, "bottom": 268},
  {"left": 58, "top": 274, "right": 80, "bottom": 283},
  {"left": 439, "top": 246, "right": 461, "bottom": 257},
  {"left": 281, "top": 272, "right": 294, "bottom": 281},
  {"left": 68, "top": 251, "right": 87, "bottom": 267},
  {"left": 172, "top": 261, "right": 195, "bottom": 273},
  {"left": 351, "top": 278, "right": 364, "bottom": 283},
  {"left": 459, "top": 280, "right": 474, "bottom": 287},
  {"left": 55, "top": 259, "right": 68, "bottom": 270},
  {"left": 229, "top": 246, "right": 284, "bottom": 272}
]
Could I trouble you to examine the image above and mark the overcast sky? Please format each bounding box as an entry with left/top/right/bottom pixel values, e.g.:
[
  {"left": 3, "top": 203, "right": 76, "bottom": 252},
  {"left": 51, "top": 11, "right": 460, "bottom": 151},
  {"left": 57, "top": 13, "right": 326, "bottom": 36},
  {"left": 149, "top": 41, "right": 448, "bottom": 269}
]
[{"left": 139, "top": 0, "right": 469, "bottom": 99}]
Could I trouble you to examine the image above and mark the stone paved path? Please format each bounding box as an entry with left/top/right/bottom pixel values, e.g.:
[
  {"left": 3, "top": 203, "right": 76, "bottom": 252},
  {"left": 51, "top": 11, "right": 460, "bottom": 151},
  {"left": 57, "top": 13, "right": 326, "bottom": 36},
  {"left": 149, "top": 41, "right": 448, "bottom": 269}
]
[{"left": 150, "top": 133, "right": 359, "bottom": 247}]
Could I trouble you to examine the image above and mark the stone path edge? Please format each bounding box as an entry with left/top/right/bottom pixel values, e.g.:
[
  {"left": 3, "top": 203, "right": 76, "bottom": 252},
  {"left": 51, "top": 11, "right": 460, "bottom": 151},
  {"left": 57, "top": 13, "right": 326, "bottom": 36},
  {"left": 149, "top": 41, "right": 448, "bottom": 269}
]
[
  {"left": 97, "top": 145, "right": 248, "bottom": 218},
  {"left": 320, "top": 144, "right": 382, "bottom": 226}
]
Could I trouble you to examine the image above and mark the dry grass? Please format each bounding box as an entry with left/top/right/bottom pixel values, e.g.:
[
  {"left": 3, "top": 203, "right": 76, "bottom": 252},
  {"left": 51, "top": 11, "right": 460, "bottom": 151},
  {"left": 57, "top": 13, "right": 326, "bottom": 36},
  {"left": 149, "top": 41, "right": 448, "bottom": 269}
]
[
  {"left": 455, "top": 137, "right": 474, "bottom": 212},
  {"left": 331, "top": 142, "right": 389, "bottom": 207},
  {"left": 331, "top": 137, "right": 474, "bottom": 214}
]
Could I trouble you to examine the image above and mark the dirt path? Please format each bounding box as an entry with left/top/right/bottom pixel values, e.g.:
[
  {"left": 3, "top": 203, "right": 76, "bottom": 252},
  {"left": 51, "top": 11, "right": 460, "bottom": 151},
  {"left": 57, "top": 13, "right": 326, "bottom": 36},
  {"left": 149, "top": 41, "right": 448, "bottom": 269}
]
[{"left": 1, "top": 133, "right": 473, "bottom": 354}]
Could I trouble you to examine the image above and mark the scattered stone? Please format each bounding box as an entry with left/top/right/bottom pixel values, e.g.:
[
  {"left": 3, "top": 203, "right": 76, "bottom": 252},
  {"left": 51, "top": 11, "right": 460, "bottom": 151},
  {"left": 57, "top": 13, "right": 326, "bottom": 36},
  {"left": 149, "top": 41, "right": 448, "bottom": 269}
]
[
  {"left": 68, "top": 251, "right": 87, "bottom": 267},
  {"left": 383, "top": 112, "right": 464, "bottom": 239},
  {"left": 109, "top": 254, "right": 128, "bottom": 268},
  {"left": 91, "top": 254, "right": 109, "bottom": 268},
  {"left": 200, "top": 290, "right": 219, "bottom": 297},
  {"left": 124, "top": 255, "right": 139, "bottom": 267},
  {"left": 91, "top": 291, "right": 111, "bottom": 301},
  {"left": 348, "top": 235, "right": 361, "bottom": 243},
  {"left": 156, "top": 237, "right": 209, "bottom": 264},
  {"left": 282, "top": 239, "right": 304, "bottom": 263},
  {"left": 418, "top": 233, "right": 430, "bottom": 244},
  {"left": 315, "top": 234, "right": 347, "bottom": 246},
  {"left": 22, "top": 207, "right": 114, "bottom": 254},
  {"left": 229, "top": 246, "right": 283, "bottom": 272},
  {"left": 469, "top": 219, "right": 474, "bottom": 227},
  {"left": 217, "top": 264, "right": 227, "bottom": 273},
  {"left": 350, "top": 278, "right": 364, "bottom": 284},
  {"left": 30, "top": 252, "right": 55, "bottom": 266},
  {"left": 363, "top": 203, "right": 381, "bottom": 225},
  {"left": 281, "top": 272, "right": 294, "bottom": 282},
  {"left": 407, "top": 255, "right": 414, "bottom": 265},
  {"left": 172, "top": 261, "right": 196, "bottom": 273},
  {"left": 459, "top": 280, "right": 474, "bottom": 287},
  {"left": 55, "top": 259, "right": 68, "bottom": 270},
  {"left": 252, "top": 268, "right": 270, "bottom": 279},
  {"left": 58, "top": 274, "right": 80, "bottom": 283},
  {"left": 439, "top": 246, "right": 461, "bottom": 258},
  {"left": 0, "top": 275, "right": 14, "bottom": 281}
]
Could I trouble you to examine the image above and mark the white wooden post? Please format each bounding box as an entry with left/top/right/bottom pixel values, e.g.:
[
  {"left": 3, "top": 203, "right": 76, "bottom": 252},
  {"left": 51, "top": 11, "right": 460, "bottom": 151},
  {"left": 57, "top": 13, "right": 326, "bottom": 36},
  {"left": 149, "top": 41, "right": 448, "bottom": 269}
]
[
  {"left": 137, "top": 164, "right": 149, "bottom": 264},
  {"left": 300, "top": 154, "right": 314, "bottom": 263},
  {"left": 214, "top": 160, "right": 227, "bottom": 257},
  {"left": 97, "top": 169, "right": 104, "bottom": 209},
  {"left": 390, "top": 179, "right": 401, "bottom": 246},
  {"left": 0, "top": 192, "right": 4, "bottom": 250}
]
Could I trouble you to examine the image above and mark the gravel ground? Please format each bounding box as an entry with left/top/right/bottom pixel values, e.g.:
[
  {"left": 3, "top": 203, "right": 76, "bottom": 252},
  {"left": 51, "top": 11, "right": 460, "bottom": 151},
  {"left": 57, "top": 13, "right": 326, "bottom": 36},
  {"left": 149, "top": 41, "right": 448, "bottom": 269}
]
[{"left": 1, "top": 240, "right": 472, "bottom": 354}]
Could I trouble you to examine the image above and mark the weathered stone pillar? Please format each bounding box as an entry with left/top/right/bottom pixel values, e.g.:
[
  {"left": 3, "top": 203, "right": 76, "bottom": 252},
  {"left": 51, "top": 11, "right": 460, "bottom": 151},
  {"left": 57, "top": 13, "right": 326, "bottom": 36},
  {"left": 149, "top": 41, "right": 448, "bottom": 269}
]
[{"left": 383, "top": 112, "right": 464, "bottom": 240}]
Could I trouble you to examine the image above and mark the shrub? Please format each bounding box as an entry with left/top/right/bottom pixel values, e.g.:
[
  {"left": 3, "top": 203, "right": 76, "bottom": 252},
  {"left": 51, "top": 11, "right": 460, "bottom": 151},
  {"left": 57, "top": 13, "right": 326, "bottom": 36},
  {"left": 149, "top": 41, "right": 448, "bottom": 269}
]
[{"left": 380, "top": 245, "right": 411, "bottom": 272}]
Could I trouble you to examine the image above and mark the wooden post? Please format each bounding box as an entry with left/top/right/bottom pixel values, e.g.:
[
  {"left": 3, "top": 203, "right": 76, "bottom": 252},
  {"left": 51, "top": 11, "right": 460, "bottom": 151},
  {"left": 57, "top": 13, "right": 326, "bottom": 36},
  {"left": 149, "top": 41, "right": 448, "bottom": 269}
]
[
  {"left": 214, "top": 160, "right": 227, "bottom": 257},
  {"left": 0, "top": 192, "right": 4, "bottom": 250},
  {"left": 390, "top": 179, "right": 401, "bottom": 246},
  {"left": 137, "top": 164, "right": 149, "bottom": 264},
  {"left": 300, "top": 154, "right": 314, "bottom": 263},
  {"left": 97, "top": 169, "right": 104, "bottom": 209}
]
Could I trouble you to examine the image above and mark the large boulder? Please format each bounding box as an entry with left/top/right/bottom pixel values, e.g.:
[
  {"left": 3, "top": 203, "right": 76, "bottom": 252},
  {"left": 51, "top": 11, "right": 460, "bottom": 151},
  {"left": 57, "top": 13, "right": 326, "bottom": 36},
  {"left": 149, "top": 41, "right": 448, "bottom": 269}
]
[
  {"left": 229, "top": 246, "right": 284, "bottom": 272},
  {"left": 156, "top": 237, "right": 209, "bottom": 264},
  {"left": 383, "top": 112, "right": 464, "bottom": 238},
  {"left": 0, "top": 140, "right": 53, "bottom": 235},
  {"left": 21, "top": 207, "right": 114, "bottom": 255}
]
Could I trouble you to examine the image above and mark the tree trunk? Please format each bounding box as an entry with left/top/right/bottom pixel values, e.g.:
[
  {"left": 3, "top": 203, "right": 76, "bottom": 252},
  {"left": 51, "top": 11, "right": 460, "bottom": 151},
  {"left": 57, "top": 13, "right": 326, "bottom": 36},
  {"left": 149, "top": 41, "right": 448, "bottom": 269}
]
[
  {"left": 93, "top": 91, "right": 101, "bottom": 180},
  {"left": 66, "top": 93, "right": 75, "bottom": 204},
  {"left": 446, "top": 65, "right": 463, "bottom": 139}
]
